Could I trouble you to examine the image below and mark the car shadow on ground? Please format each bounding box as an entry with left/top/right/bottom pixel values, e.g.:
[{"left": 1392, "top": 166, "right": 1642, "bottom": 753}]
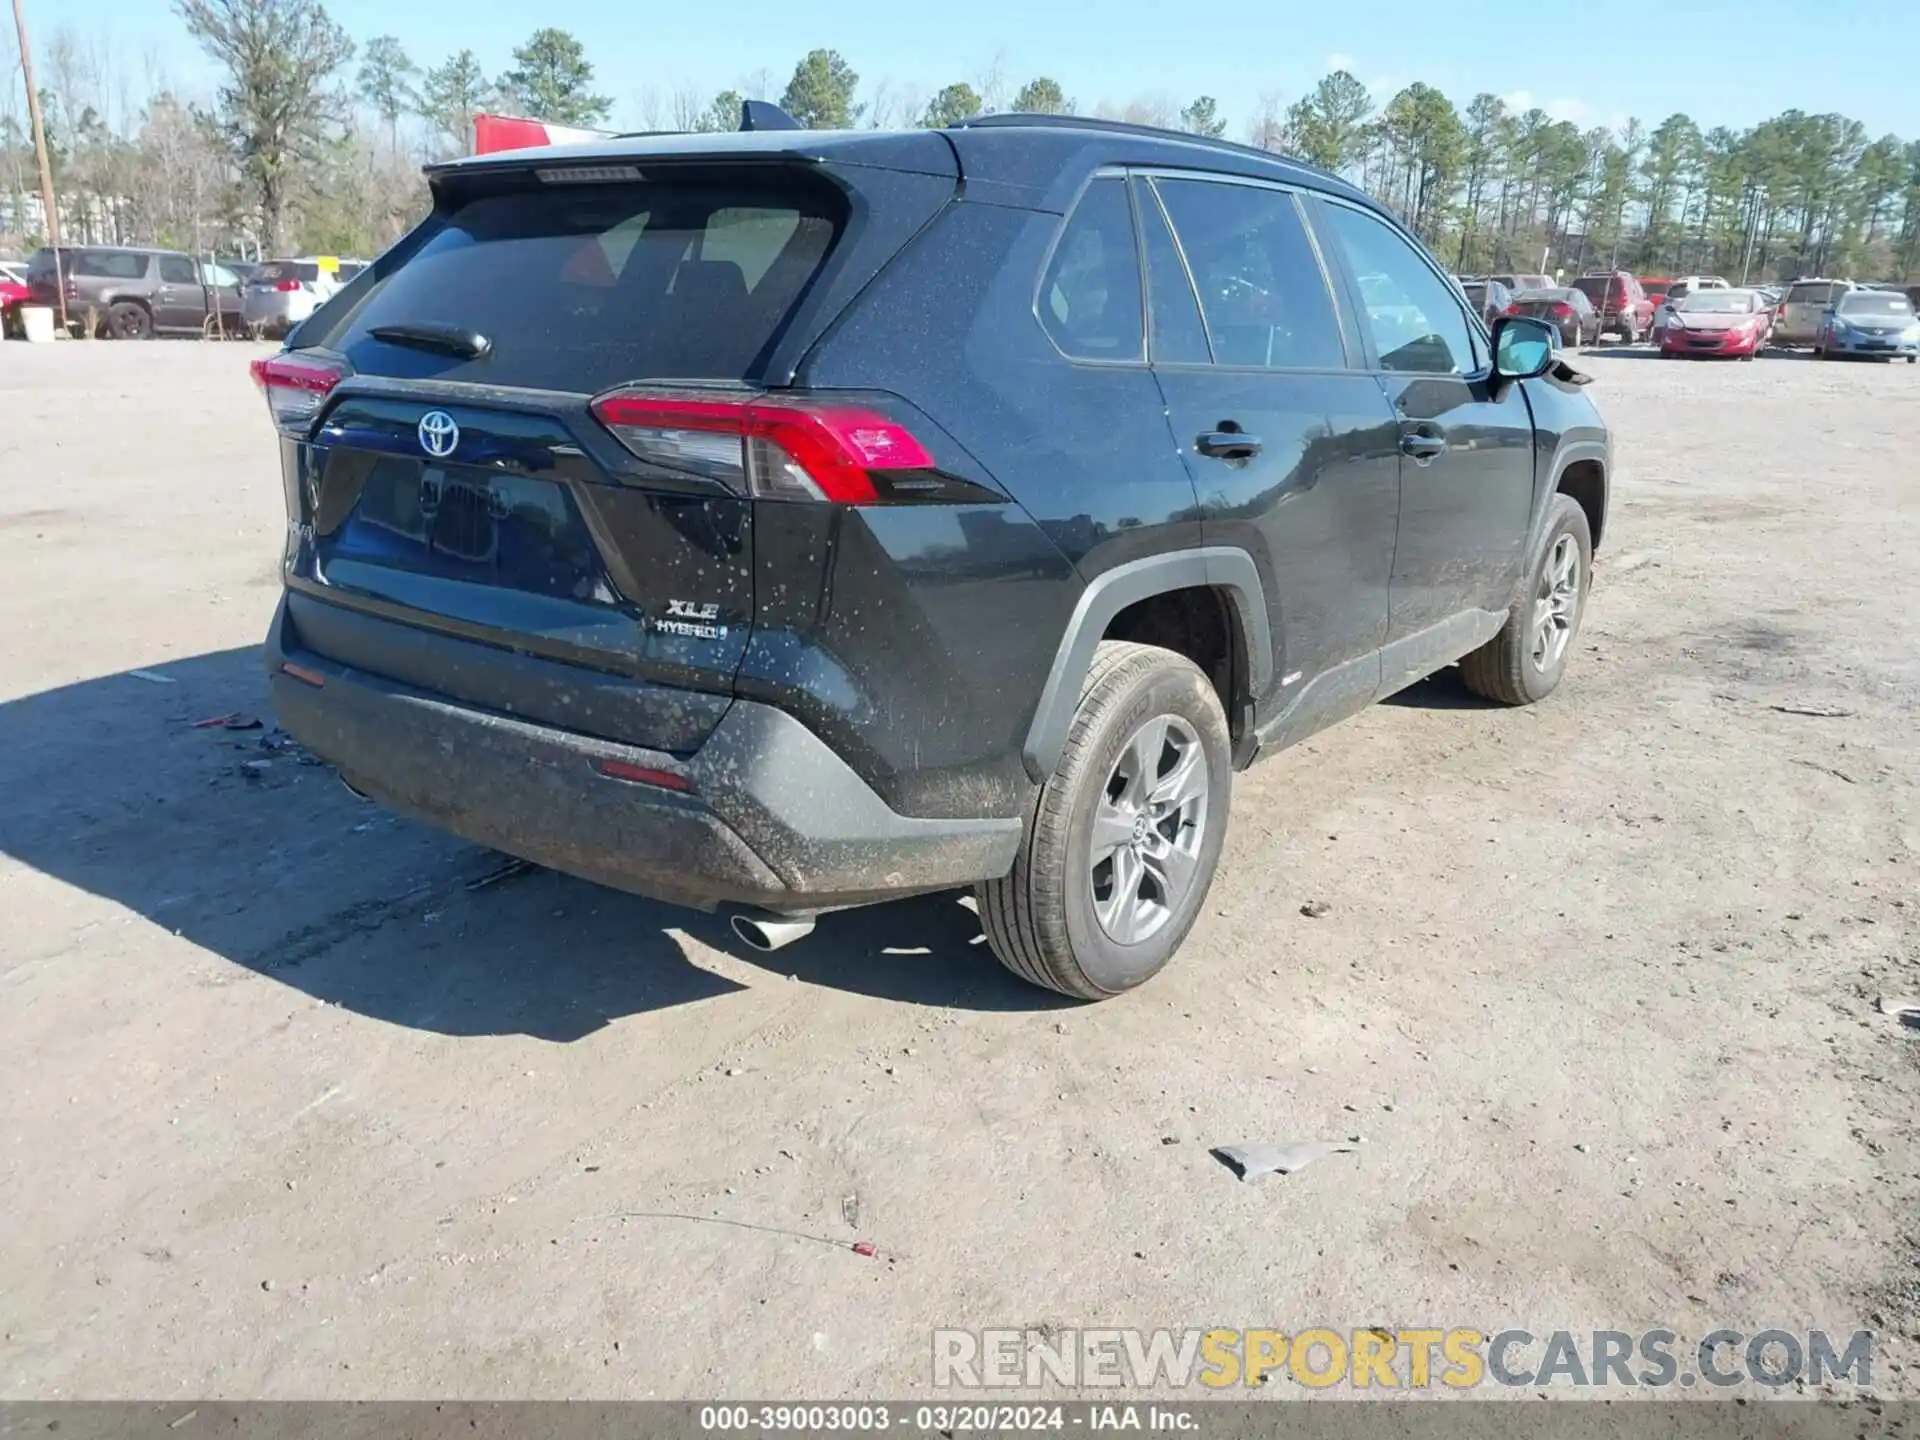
[
  {"left": 0, "top": 648, "right": 1068, "bottom": 1043},
  {"left": 1381, "top": 665, "right": 1501, "bottom": 710}
]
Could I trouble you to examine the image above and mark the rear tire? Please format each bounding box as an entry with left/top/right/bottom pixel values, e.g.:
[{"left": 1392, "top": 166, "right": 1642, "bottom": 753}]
[
  {"left": 978, "top": 641, "right": 1231, "bottom": 1000},
  {"left": 106, "top": 302, "right": 152, "bottom": 340},
  {"left": 1459, "top": 495, "right": 1593, "bottom": 707}
]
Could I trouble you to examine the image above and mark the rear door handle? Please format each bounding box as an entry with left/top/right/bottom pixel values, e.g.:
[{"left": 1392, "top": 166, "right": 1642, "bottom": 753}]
[
  {"left": 1399, "top": 430, "right": 1447, "bottom": 463},
  {"left": 1196, "top": 430, "right": 1263, "bottom": 460}
]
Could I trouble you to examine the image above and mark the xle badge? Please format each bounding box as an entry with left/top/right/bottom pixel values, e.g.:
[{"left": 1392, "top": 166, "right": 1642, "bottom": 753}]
[{"left": 653, "top": 599, "right": 725, "bottom": 640}]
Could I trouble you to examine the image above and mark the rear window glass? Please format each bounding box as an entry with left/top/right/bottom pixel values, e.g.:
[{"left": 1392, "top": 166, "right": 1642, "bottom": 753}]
[
  {"left": 317, "top": 172, "right": 846, "bottom": 390},
  {"left": 74, "top": 250, "right": 150, "bottom": 279},
  {"left": 256, "top": 262, "right": 322, "bottom": 284},
  {"left": 1039, "top": 177, "right": 1144, "bottom": 362},
  {"left": 1571, "top": 277, "right": 1611, "bottom": 301},
  {"left": 1787, "top": 282, "right": 1836, "bottom": 304}
]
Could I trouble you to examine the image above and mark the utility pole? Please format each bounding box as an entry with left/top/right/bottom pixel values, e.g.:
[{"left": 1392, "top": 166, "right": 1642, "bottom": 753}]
[{"left": 11, "top": 0, "right": 67, "bottom": 330}]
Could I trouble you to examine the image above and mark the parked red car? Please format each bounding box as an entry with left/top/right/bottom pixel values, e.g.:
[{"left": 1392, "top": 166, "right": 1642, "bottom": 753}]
[
  {"left": 0, "top": 260, "right": 30, "bottom": 336},
  {"left": 1572, "top": 271, "right": 1655, "bottom": 342},
  {"left": 1657, "top": 288, "right": 1769, "bottom": 359}
]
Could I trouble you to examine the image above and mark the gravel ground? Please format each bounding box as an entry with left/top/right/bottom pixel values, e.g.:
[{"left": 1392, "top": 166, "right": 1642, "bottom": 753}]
[{"left": 0, "top": 340, "right": 1915, "bottom": 1401}]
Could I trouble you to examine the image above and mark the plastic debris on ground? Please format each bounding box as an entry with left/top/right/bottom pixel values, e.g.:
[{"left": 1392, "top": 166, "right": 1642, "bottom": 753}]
[
  {"left": 1210, "top": 1140, "right": 1357, "bottom": 1182},
  {"left": 1876, "top": 995, "right": 1920, "bottom": 1029}
]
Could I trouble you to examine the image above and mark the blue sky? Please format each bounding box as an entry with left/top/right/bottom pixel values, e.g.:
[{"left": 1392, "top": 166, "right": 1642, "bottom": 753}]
[{"left": 18, "top": 0, "right": 1920, "bottom": 140}]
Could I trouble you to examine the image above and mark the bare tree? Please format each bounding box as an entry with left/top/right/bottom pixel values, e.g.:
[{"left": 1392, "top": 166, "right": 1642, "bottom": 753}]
[
  {"left": 629, "top": 84, "right": 665, "bottom": 132},
  {"left": 976, "top": 48, "right": 1007, "bottom": 114},
  {"left": 669, "top": 83, "right": 704, "bottom": 133},
  {"left": 864, "top": 79, "right": 897, "bottom": 130},
  {"left": 1247, "top": 91, "right": 1287, "bottom": 152}
]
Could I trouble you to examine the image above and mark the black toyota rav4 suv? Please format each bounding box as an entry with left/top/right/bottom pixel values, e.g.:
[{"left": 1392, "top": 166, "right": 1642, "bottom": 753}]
[{"left": 256, "top": 111, "right": 1608, "bottom": 1000}]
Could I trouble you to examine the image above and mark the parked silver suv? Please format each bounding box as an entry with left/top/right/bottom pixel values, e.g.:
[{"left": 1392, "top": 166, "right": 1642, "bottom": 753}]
[{"left": 1772, "top": 278, "right": 1853, "bottom": 348}]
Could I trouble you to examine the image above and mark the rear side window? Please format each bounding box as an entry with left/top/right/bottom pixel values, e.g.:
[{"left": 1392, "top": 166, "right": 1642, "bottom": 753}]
[
  {"left": 1153, "top": 178, "right": 1343, "bottom": 370},
  {"left": 75, "top": 250, "right": 149, "bottom": 280},
  {"left": 319, "top": 172, "right": 846, "bottom": 390},
  {"left": 1319, "top": 202, "right": 1475, "bottom": 375},
  {"left": 1039, "top": 177, "right": 1144, "bottom": 362}
]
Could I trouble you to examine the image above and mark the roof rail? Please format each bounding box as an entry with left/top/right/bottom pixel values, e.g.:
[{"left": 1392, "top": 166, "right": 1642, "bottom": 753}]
[{"left": 951, "top": 111, "right": 1344, "bottom": 183}]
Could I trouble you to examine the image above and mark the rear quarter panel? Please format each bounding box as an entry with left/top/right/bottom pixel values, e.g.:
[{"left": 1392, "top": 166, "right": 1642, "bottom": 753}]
[{"left": 789, "top": 198, "right": 1200, "bottom": 819}]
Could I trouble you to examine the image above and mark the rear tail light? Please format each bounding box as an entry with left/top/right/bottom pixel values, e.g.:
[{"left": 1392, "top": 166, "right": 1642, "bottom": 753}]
[
  {"left": 591, "top": 390, "right": 936, "bottom": 504},
  {"left": 1550, "top": 302, "right": 1575, "bottom": 319},
  {"left": 249, "top": 353, "right": 345, "bottom": 431},
  {"left": 273, "top": 278, "right": 302, "bottom": 293}
]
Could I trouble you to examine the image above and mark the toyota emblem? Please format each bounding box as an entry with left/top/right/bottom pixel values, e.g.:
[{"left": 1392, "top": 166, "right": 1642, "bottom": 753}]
[{"left": 418, "top": 410, "right": 459, "bottom": 458}]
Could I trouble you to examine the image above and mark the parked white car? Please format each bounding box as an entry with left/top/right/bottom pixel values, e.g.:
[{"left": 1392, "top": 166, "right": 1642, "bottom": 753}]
[
  {"left": 1651, "top": 274, "right": 1733, "bottom": 329},
  {"left": 240, "top": 257, "right": 351, "bottom": 338}
]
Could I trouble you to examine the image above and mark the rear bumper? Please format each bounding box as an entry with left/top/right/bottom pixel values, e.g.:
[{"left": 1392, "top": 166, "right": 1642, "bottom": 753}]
[
  {"left": 242, "top": 292, "right": 313, "bottom": 328},
  {"left": 265, "top": 596, "right": 1022, "bottom": 913}
]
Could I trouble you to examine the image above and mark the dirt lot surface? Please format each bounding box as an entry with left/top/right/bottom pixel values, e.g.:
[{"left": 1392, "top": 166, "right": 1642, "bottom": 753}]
[{"left": 1, "top": 341, "right": 1916, "bottom": 1401}]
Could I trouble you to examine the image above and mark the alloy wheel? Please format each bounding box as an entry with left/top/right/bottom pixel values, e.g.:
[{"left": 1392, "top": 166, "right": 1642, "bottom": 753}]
[
  {"left": 1088, "top": 714, "right": 1210, "bottom": 946},
  {"left": 1531, "top": 534, "right": 1581, "bottom": 672}
]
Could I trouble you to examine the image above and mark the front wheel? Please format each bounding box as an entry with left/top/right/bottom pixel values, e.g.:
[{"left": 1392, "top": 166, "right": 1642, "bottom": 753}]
[
  {"left": 1459, "top": 495, "right": 1593, "bottom": 707},
  {"left": 978, "top": 641, "right": 1231, "bottom": 1000}
]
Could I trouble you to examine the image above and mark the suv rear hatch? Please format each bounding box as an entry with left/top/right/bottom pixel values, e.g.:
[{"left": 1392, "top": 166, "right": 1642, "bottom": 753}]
[{"left": 265, "top": 143, "right": 958, "bottom": 753}]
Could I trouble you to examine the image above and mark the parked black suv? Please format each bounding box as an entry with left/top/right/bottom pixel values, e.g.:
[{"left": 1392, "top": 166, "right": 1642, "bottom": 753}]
[
  {"left": 256, "top": 112, "right": 1609, "bottom": 999},
  {"left": 26, "top": 245, "right": 245, "bottom": 338}
]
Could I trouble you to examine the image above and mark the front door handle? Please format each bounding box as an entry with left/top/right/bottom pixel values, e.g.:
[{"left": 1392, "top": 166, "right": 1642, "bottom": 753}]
[
  {"left": 1196, "top": 430, "right": 1263, "bottom": 460},
  {"left": 1399, "top": 430, "right": 1447, "bottom": 463}
]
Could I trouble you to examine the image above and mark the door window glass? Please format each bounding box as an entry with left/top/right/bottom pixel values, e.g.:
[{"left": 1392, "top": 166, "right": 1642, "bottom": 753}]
[
  {"left": 1320, "top": 202, "right": 1477, "bottom": 374},
  {"left": 1152, "top": 178, "right": 1344, "bottom": 370},
  {"left": 1134, "top": 180, "right": 1211, "bottom": 365},
  {"left": 158, "top": 255, "right": 200, "bottom": 285}
]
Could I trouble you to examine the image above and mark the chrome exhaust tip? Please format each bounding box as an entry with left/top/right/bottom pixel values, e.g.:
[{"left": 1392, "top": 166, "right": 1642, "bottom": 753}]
[{"left": 730, "top": 909, "right": 817, "bottom": 954}]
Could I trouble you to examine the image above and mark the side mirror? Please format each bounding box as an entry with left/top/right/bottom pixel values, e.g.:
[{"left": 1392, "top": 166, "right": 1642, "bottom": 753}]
[{"left": 1491, "top": 315, "right": 1557, "bottom": 381}]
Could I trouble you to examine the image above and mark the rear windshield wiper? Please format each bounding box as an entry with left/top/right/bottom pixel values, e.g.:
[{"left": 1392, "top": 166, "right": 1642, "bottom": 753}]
[{"left": 367, "top": 321, "right": 491, "bottom": 360}]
